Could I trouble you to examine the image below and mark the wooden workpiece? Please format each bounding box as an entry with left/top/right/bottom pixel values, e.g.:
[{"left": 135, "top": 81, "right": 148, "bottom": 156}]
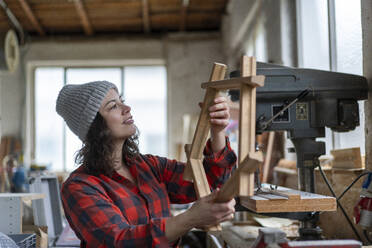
[
  {"left": 184, "top": 56, "right": 265, "bottom": 204},
  {"left": 182, "top": 62, "right": 227, "bottom": 231},
  {"left": 239, "top": 184, "right": 337, "bottom": 213},
  {"left": 183, "top": 62, "right": 227, "bottom": 186}
]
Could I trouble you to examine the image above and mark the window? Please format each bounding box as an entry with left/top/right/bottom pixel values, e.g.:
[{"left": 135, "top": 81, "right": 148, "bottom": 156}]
[
  {"left": 34, "top": 66, "right": 167, "bottom": 172},
  {"left": 333, "top": 0, "right": 364, "bottom": 154},
  {"left": 296, "top": 0, "right": 364, "bottom": 155}
]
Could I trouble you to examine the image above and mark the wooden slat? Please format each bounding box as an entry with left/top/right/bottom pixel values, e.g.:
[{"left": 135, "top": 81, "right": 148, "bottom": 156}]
[
  {"left": 201, "top": 75, "right": 265, "bottom": 90},
  {"left": 190, "top": 63, "right": 227, "bottom": 158},
  {"left": 17, "top": 0, "right": 45, "bottom": 35},
  {"left": 183, "top": 63, "right": 227, "bottom": 181},
  {"left": 262, "top": 131, "right": 275, "bottom": 183},
  {"left": 142, "top": 0, "right": 150, "bottom": 33},
  {"left": 189, "top": 159, "right": 210, "bottom": 197},
  {"left": 73, "top": 0, "right": 94, "bottom": 35},
  {"left": 238, "top": 56, "right": 257, "bottom": 196}
]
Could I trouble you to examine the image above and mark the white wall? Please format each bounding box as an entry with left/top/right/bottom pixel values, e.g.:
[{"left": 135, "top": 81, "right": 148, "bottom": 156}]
[
  {"left": 0, "top": 65, "right": 24, "bottom": 138},
  {"left": 165, "top": 33, "right": 224, "bottom": 158}
]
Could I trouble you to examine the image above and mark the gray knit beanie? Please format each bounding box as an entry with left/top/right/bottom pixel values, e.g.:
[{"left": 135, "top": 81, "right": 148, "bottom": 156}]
[{"left": 56, "top": 81, "right": 118, "bottom": 141}]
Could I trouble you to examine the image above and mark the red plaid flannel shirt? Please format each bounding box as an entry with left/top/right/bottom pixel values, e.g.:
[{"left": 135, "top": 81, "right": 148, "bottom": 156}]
[{"left": 61, "top": 138, "right": 237, "bottom": 248}]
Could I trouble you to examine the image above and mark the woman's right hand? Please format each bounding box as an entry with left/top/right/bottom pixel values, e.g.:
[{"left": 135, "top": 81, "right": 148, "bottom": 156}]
[{"left": 186, "top": 190, "right": 236, "bottom": 229}]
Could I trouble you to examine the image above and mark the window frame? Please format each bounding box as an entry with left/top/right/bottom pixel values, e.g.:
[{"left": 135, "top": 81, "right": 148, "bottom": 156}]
[{"left": 25, "top": 59, "right": 165, "bottom": 171}]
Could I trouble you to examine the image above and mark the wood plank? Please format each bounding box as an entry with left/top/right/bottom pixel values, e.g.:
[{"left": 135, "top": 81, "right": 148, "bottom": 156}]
[
  {"left": 142, "top": 0, "right": 151, "bottom": 33},
  {"left": 17, "top": 0, "right": 45, "bottom": 35},
  {"left": 238, "top": 56, "right": 256, "bottom": 196},
  {"left": 262, "top": 131, "right": 275, "bottom": 183},
  {"left": 190, "top": 62, "right": 227, "bottom": 159},
  {"left": 240, "top": 184, "right": 336, "bottom": 213},
  {"left": 201, "top": 75, "right": 265, "bottom": 90},
  {"left": 330, "top": 147, "right": 363, "bottom": 169},
  {"left": 73, "top": 0, "right": 94, "bottom": 35},
  {"left": 183, "top": 63, "right": 227, "bottom": 181},
  {"left": 190, "top": 88, "right": 217, "bottom": 159}
]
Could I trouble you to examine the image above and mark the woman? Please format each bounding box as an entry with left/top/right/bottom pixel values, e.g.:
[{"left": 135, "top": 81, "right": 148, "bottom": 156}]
[{"left": 56, "top": 81, "right": 237, "bottom": 247}]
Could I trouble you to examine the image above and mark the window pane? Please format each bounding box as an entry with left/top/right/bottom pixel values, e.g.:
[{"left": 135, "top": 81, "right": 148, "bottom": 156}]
[
  {"left": 297, "top": 0, "right": 332, "bottom": 154},
  {"left": 66, "top": 68, "right": 122, "bottom": 92},
  {"left": 334, "top": 0, "right": 364, "bottom": 154},
  {"left": 65, "top": 68, "right": 122, "bottom": 171},
  {"left": 124, "top": 66, "right": 167, "bottom": 156},
  {"left": 35, "top": 68, "right": 64, "bottom": 171},
  {"left": 298, "top": 0, "right": 330, "bottom": 70}
]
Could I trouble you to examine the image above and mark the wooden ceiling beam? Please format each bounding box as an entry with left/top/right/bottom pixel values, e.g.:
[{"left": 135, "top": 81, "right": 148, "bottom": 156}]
[
  {"left": 179, "top": 0, "right": 188, "bottom": 31},
  {"left": 142, "top": 0, "right": 150, "bottom": 33},
  {"left": 73, "top": 0, "right": 93, "bottom": 35},
  {"left": 17, "top": 0, "right": 45, "bottom": 35}
]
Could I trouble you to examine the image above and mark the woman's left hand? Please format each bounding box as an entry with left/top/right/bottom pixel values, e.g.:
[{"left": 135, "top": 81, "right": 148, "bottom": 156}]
[
  {"left": 199, "top": 96, "right": 230, "bottom": 153},
  {"left": 207, "top": 96, "right": 230, "bottom": 135}
]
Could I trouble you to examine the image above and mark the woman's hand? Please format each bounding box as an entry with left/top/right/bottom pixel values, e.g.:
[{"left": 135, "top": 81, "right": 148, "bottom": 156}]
[
  {"left": 200, "top": 96, "right": 230, "bottom": 152},
  {"left": 165, "top": 190, "right": 235, "bottom": 242},
  {"left": 206, "top": 96, "right": 230, "bottom": 134},
  {"left": 185, "top": 190, "right": 236, "bottom": 229}
]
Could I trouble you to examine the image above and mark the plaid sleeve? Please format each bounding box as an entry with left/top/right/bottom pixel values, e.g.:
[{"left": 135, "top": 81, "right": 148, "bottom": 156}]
[
  {"left": 203, "top": 136, "right": 237, "bottom": 189},
  {"left": 61, "top": 177, "right": 171, "bottom": 248},
  {"left": 147, "top": 137, "right": 237, "bottom": 204}
]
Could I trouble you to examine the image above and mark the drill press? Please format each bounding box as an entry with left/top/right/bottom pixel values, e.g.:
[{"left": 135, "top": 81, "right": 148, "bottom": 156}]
[{"left": 229, "top": 62, "right": 368, "bottom": 239}]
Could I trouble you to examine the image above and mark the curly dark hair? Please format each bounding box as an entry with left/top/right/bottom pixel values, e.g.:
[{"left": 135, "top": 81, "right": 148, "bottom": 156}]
[{"left": 75, "top": 112, "right": 140, "bottom": 176}]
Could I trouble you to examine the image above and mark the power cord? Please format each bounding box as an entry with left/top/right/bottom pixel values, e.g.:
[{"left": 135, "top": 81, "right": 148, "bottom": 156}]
[{"left": 317, "top": 165, "right": 371, "bottom": 243}]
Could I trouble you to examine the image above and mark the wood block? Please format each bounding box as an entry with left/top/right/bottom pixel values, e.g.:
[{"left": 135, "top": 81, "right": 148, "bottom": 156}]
[
  {"left": 240, "top": 184, "right": 336, "bottom": 213},
  {"left": 330, "top": 147, "right": 363, "bottom": 169}
]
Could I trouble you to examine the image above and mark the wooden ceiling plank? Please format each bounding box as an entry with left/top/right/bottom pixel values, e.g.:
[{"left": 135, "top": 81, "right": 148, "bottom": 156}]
[
  {"left": 17, "top": 0, "right": 45, "bottom": 35},
  {"left": 142, "top": 0, "right": 150, "bottom": 33},
  {"left": 73, "top": 0, "right": 94, "bottom": 35},
  {"left": 179, "top": 0, "right": 188, "bottom": 31}
]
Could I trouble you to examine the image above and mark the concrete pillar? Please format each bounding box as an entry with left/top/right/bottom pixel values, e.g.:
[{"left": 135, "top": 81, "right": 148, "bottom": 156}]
[{"left": 362, "top": 0, "right": 372, "bottom": 171}]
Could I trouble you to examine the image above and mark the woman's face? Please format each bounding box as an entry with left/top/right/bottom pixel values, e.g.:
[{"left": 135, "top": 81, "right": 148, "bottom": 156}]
[{"left": 99, "top": 89, "right": 136, "bottom": 140}]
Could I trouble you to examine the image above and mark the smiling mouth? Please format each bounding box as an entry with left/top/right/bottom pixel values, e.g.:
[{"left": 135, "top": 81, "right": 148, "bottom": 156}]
[{"left": 123, "top": 116, "right": 134, "bottom": 125}]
